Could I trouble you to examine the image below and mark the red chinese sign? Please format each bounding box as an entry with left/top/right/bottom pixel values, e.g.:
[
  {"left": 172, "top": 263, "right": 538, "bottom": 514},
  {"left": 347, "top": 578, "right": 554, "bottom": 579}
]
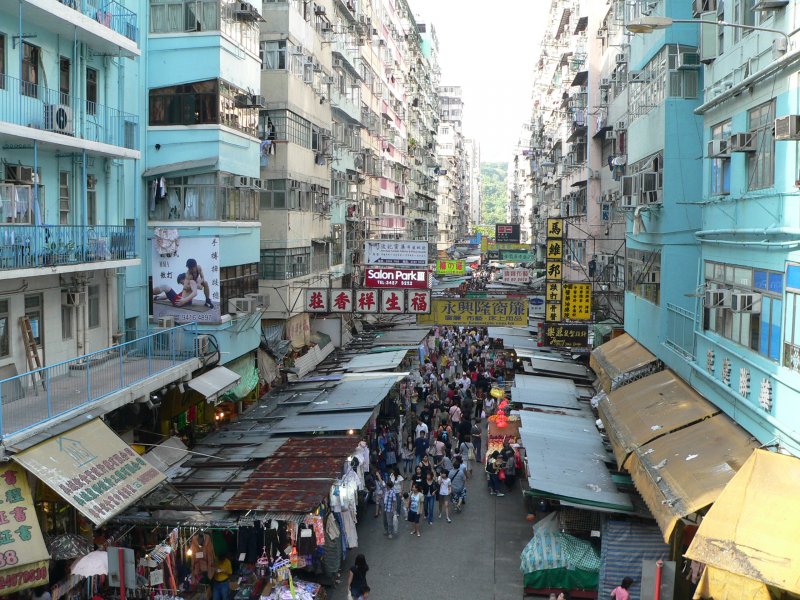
[
  {"left": 364, "top": 268, "right": 429, "bottom": 289},
  {"left": 330, "top": 290, "right": 353, "bottom": 313},
  {"left": 355, "top": 289, "right": 379, "bottom": 313},
  {"left": 305, "top": 289, "right": 329, "bottom": 313},
  {"left": 381, "top": 290, "right": 404, "bottom": 313},
  {"left": 407, "top": 290, "right": 431, "bottom": 314}
]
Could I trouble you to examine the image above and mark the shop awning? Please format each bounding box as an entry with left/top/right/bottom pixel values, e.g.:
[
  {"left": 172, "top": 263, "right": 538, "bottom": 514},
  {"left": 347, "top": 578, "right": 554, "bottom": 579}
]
[
  {"left": 626, "top": 415, "right": 758, "bottom": 543},
  {"left": 519, "top": 411, "right": 633, "bottom": 513},
  {"left": 142, "top": 157, "right": 218, "bottom": 178},
  {"left": 530, "top": 356, "right": 591, "bottom": 380},
  {"left": 13, "top": 419, "right": 165, "bottom": 526},
  {"left": 598, "top": 369, "right": 720, "bottom": 469},
  {"left": 270, "top": 411, "right": 374, "bottom": 435},
  {"left": 512, "top": 375, "right": 580, "bottom": 410},
  {"left": 188, "top": 366, "right": 241, "bottom": 404},
  {"left": 685, "top": 449, "right": 800, "bottom": 594},
  {"left": 344, "top": 350, "right": 409, "bottom": 372},
  {"left": 590, "top": 333, "right": 659, "bottom": 392},
  {"left": 299, "top": 373, "right": 404, "bottom": 413}
]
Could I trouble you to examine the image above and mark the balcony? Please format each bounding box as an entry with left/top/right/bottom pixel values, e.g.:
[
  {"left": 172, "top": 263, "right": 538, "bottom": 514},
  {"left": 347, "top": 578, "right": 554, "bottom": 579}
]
[
  {"left": 149, "top": 188, "right": 258, "bottom": 222},
  {"left": 57, "top": 0, "right": 138, "bottom": 43},
  {"left": 0, "top": 325, "right": 199, "bottom": 440},
  {"left": 0, "top": 225, "right": 136, "bottom": 273},
  {"left": 0, "top": 74, "right": 139, "bottom": 157}
]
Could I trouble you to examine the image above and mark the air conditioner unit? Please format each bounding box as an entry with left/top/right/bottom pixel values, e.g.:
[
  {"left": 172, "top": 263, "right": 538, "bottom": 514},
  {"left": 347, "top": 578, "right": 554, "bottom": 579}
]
[
  {"left": 678, "top": 52, "right": 701, "bottom": 69},
  {"left": 628, "top": 70, "right": 648, "bottom": 84},
  {"left": 228, "top": 297, "right": 255, "bottom": 314},
  {"left": 775, "top": 115, "right": 800, "bottom": 140},
  {"left": 729, "top": 132, "right": 756, "bottom": 152},
  {"left": 333, "top": 57, "right": 344, "bottom": 69},
  {"left": 247, "top": 94, "right": 266, "bottom": 108},
  {"left": 753, "top": 0, "right": 788, "bottom": 10},
  {"left": 773, "top": 37, "right": 789, "bottom": 60},
  {"left": 5, "top": 165, "right": 34, "bottom": 184},
  {"left": 731, "top": 291, "right": 762, "bottom": 313},
  {"left": 643, "top": 271, "right": 660, "bottom": 284},
  {"left": 599, "top": 78, "right": 611, "bottom": 89},
  {"left": 616, "top": 120, "right": 626, "bottom": 131},
  {"left": 707, "top": 139, "right": 730, "bottom": 157},
  {"left": 195, "top": 334, "right": 210, "bottom": 355},
  {"left": 640, "top": 171, "right": 658, "bottom": 192},
  {"left": 615, "top": 53, "right": 627, "bottom": 65},
  {"left": 314, "top": 4, "right": 326, "bottom": 15},
  {"left": 252, "top": 178, "right": 263, "bottom": 189},
  {"left": 236, "top": 176, "right": 252, "bottom": 188},
  {"left": 693, "top": 0, "right": 717, "bottom": 17},
  {"left": 621, "top": 194, "right": 639, "bottom": 208},
  {"left": 61, "top": 290, "right": 87, "bottom": 306},
  {"left": 325, "top": 76, "right": 336, "bottom": 85},
  {"left": 44, "top": 104, "right": 74, "bottom": 134},
  {"left": 704, "top": 288, "right": 731, "bottom": 308},
  {"left": 246, "top": 293, "right": 269, "bottom": 309},
  {"left": 157, "top": 316, "right": 176, "bottom": 328},
  {"left": 290, "top": 45, "right": 304, "bottom": 54},
  {"left": 643, "top": 189, "right": 662, "bottom": 204},
  {"left": 605, "top": 130, "right": 618, "bottom": 141},
  {"left": 234, "top": 94, "right": 251, "bottom": 108}
]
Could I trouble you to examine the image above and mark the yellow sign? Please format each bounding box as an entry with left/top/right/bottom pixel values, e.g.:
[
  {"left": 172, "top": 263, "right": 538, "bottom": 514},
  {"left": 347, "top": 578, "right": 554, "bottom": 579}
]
[
  {"left": 480, "top": 239, "right": 531, "bottom": 252},
  {"left": 435, "top": 260, "right": 465, "bottom": 275},
  {"left": 416, "top": 299, "right": 527, "bottom": 326},
  {"left": 545, "top": 261, "right": 563, "bottom": 281},
  {"left": 545, "top": 302, "right": 562, "bottom": 322},
  {"left": 546, "top": 239, "right": 563, "bottom": 260},
  {"left": 545, "top": 282, "right": 562, "bottom": 302},
  {"left": 563, "top": 283, "right": 592, "bottom": 320},
  {"left": 546, "top": 218, "right": 565, "bottom": 238},
  {"left": 0, "top": 464, "right": 50, "bottom": 593}
]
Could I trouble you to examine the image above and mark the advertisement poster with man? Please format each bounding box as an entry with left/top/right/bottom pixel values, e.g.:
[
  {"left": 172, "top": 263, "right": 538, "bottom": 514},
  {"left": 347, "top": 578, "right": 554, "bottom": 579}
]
[{"left": 152, "top": 229, "right": 221, "bottom": 324}]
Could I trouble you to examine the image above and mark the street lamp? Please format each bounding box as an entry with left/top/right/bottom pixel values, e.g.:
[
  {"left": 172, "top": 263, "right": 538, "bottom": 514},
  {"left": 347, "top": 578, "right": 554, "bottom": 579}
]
[{"left": 626, "top": 16, "right": 789, "bottom": 45}]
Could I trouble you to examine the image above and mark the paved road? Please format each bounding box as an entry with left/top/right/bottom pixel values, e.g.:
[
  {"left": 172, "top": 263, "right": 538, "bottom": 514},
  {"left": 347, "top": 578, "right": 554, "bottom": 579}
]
[{"left": 328, "top": 464, "right": 532, "bottom": 600}]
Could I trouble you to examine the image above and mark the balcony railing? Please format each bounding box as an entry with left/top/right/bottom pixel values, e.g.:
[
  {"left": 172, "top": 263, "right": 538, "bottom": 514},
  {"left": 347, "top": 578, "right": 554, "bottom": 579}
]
[
  {"left": 59, "top": 0, "right": 139, "bottom": 43},
  {"left": 0, "top": 74, "right": 139, "bottom": 150},
  {"left": 0, "top": 225, "right": 135, "bottom": 270},
  {"left": 0, "top": 325, "right": 197, "bottom": 438}
]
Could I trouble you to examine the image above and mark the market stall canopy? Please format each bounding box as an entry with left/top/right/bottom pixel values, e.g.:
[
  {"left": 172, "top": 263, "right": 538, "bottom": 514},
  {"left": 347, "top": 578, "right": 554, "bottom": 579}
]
[
  {"left": 685, "top": 449, "right": 800, "bottom": 595},
  {"left": 590, "top": 333, "right": 659, "bottom": 393},
  {"left": 530, "top": 356, "right": 592, "bottom": 381},
  {"left": 626, "top": 415, "right": 758, "bottom": 543},
  {"left": 344, "top": 350, "right": 410, "bottom": 372},
  {"left": 144, "top": 436, "right": 189, "bottom": 478},
  {"left": 13, "top": 419, "right": 165, "bottom": 526},
  {"left": 188, "top": 366, "right": 241, "bottom": 404},
  {"left": 269, "top": 411, "right": 374, "bottom": 435},
  {"left": 299, "top": 373, "right": 404, "bottom": 413},
  {"left": 513, "top": 375, "right": 580, "bottom": 410},
  {"left": 519, "top": 410, "right": 633, "bottom": 513},
  {"left": 371, "top": 327, "right": 429, "bottom": 346},
  {"left": 598, "top": 369, "right": 720, "bottom": 469},
  {"left": 692, "top": 567, "right": 772, "bottom": 600}
]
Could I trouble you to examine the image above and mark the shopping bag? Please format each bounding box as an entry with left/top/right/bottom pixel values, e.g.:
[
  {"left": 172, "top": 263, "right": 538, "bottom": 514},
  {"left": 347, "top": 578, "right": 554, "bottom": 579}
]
[
  {"left": 467, "top": 443, "right": 476, "bottom": 461},
  {"left": 498, "top": 468, "right": 506, "bottom": 481}
]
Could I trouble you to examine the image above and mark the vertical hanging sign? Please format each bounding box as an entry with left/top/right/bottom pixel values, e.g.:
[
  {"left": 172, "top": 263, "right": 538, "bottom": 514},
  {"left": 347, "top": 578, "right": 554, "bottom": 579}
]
[{"left": 545, "top": 218, "right": 565, "bottom": 323}]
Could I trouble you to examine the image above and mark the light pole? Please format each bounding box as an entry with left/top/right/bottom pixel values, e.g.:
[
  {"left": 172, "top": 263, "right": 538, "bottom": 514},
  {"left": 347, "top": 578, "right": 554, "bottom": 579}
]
[{"left": 625, "top": 16, "right": 790, "bottom": 45}]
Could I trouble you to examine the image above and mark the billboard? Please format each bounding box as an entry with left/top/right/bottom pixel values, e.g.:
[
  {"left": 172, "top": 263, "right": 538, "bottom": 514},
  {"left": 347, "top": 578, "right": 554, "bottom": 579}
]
[
  {"left": 416, "top": 299, "right": 527, "bottom": 326},
  {"left": 152, "top": 229, "right": 221, "bottom": 324},
  {"left": 364, "top": 240, "right": 428, "bottom": 265},
  {"left": 563, "top": 283, "right": 592, "bottom": 320},
  {"left": 529, "top": 295, "right": 546, "bottom": 317},
  {"left": 435, "top": 260, "right": 465, "bottom": 275},
  {"left": 495, "top": 223, "right": 521, "bottom": 243},
  {"left": 542, "top": 323, "right": 589, "bottom": 348},
  {"left": 305, "top": 289, "right": 431, "bottom": 314},
  {"left": 502, "top": 268, "right": 531, "bottom": 284},
  {"left": 364, "top": 267, "right": 429, "bottom": 289}
]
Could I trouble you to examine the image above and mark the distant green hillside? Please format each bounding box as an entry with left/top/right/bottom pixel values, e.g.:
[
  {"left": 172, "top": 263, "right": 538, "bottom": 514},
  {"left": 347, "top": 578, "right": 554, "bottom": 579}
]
[{"left": 480, "top": 162, "right": 508, "bottom": 225}]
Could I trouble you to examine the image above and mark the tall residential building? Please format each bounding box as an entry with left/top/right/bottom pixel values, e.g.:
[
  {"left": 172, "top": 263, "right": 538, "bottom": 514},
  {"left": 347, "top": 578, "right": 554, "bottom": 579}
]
[
  {"left": 508, "top": 126, "right": 534, "bottom": 243},
  {"left": 464, "top": 138, "right": 482, "bottom": 229},
  {"left": 436, "top": 85, "right": 470, "bottom": 251}
]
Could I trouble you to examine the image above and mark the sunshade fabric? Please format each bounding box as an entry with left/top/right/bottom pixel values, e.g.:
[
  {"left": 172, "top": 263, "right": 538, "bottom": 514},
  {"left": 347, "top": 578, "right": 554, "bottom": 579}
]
[
  {"left": 685, "top": 449, "right": 800, "bottom": 594},
  {"left": 188, "top": 366, "right": 241, "bottom": 403},
  {"left": 590, "top": 333, "right": 658, "bottom": 392},
  {"left": 692, "top": 567, "right": 772, "bottom": 600}
]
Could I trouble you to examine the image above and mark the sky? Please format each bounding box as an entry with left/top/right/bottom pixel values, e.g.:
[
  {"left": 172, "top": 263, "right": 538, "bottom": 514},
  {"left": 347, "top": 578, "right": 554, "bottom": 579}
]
[{"left": 409, "top": 0, "right": 547, "bottom": 163}]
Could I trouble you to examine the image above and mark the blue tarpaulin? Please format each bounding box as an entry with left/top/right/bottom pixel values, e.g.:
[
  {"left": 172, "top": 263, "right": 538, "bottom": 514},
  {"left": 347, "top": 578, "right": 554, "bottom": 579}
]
[{"left": 599, "top": 520, "right": 669, "bottom": 600}]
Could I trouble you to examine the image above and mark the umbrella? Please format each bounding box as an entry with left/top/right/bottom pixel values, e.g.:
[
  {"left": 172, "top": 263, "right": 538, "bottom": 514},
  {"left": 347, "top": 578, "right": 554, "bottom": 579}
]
[
  {"left": 47, "top": 534, "right": 95, "bottom": 561},
  {"left": 71, "top": 551, "right": 108, "bottom": 578}
]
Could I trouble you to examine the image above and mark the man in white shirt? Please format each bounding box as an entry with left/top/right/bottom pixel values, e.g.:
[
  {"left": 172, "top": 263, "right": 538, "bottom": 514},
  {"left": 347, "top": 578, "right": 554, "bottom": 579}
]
[{"left": 415, "top": 420, "right": 429, "bottom": 441}]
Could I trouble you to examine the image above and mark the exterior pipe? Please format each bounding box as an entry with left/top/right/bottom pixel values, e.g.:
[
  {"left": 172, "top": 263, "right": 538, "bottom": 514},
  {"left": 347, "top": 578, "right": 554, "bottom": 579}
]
[
  {"left": 696, "top": 227, "right": 800, "bottom": 237},
  {"left": 654, "top": 560, "right": 663, "bottom": 600},
  {"left": 696, "top": 227, "right": 800, "bottom": 247}
]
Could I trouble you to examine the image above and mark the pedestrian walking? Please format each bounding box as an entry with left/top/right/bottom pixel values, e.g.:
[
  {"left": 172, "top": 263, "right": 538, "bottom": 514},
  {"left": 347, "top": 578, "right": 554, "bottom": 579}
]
[
  {"left": 348, "top": 554, "right": 369, "bottom": 600},
  {"left": 471, "top": 419, "right": 483, "bottom": 463},
  {"left": 486, "top": 451, "right": 504, "bottom": 497},
  {"left": 372, "top": 469, "right": 385, "bottom": 517},
  {"left": 401, "top": 436, "right": 414, "bottom": 475},
  {"left": 421, "top": 470, "right": 438, "bottom": 525},
  {"left": 406, "top": 482, "right": 424, "bottom": 537},
  {"left": 382, "top": 480, "right": 398, "bottom": 538},
  {"left": 437, "top": 469, "right": 452, "bottom": 522},
  {"left": 449, "top": 458, "right": 467, "bottom": 512}
]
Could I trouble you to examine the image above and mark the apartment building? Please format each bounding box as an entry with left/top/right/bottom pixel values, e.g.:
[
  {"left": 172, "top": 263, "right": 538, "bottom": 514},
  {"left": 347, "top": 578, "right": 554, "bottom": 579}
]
[
  {"left": 464, "top": 138, "right": 482, "bottom": 229},
  {"left": 508, "top": 126, "right": 534, "bottom": 244},
  {"left": 436, "top": 85, "right": 470, "bottom": 252}
]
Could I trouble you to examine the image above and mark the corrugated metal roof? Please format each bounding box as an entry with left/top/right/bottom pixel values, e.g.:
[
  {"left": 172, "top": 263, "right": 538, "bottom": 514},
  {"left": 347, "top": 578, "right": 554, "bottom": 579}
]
[
  {"left": 344, "top": 350, "right": 410, "bottom": 372},
  {"left": 512, "top": 375, "right": 580, "bottom": 410},
  {"left": 519, "top": 410, "right": 633, "bottom": 513},
  {"left": 371, "top": 328, "right": 429, "bottom": 345},
  {"left": 530, "top": 356, "right": 592, "bottom": 380},
  {"left": 299, "top": 374, "right": 402, "bottom": 413},
  {"left": 270, "top": 411, "right": 375, "bottom": 434}
]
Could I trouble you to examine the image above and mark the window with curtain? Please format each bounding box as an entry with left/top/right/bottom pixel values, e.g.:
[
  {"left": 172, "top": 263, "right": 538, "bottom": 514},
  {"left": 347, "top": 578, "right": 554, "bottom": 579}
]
[{"left": 260, "top": 41, "right": 287, "bottom": 69}]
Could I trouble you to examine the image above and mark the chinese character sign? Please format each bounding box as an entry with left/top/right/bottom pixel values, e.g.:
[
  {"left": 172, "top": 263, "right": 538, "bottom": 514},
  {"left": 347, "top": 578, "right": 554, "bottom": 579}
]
[
  {"left": 546, "top": 218, "right": 564, "bottom": 238},
  {"left": 407, "top": 291, "right": 431, "bottom": 314},
  {"left": 305, "top": 289, "right": 329, "bottom": 313},
  {"left": 502, "top": 268, "right": 531, "bottom": 284},
  {"left": 364, "top": 240, "right": 429, "bottom": 265},
  {"left": 500, "top": 251, "right": 534, "bottom": 262},
  {"left": 495, "top": 223, "right": 521, "bottom": 243},
  {"left": 542, "top": 324, "right": 589, "bottom": 348},
  {"left": 0, "top": 464, "right": 49, "bottom": 592},
  {"left": 546, "top": 239, "right": 563, "bottom": 260},
  {"left": 546, "top": 261, "right": 562, "bottom": 282},
  {"left": 435, "top": 260, "right": 465, "bottom": 275},
  {"left": 329, "top": 290, "right": 353, "bottom": 313},
  {"left": 151, "top": 231, "right": 222, "bottom": 324},
  {"left": 381, "top": 290, "right": 404, "bottom": 313},
  {"left": 562, "top": 283, "right": 592, "bottom": 320},
  {"left": 416, "top": 299, "right": 527, "bottom": 326},
  {"left": 355, "top": 289, "right": 379, "bottom": 313}
]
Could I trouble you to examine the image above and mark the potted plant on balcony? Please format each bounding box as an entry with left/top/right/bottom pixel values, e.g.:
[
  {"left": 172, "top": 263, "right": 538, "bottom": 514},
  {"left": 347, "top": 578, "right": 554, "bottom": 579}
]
[{"left": 42, "top": 227, "right": 76, "bottom": 265}]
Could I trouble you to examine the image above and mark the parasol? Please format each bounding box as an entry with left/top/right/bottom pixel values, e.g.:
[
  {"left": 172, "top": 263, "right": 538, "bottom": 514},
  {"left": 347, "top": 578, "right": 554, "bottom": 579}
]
[
  {"left": 47, "top": 534, "right": 95, "bottom": 561},
  {"left": 71, "top": 550, "right": 108, "bottom": 578}
]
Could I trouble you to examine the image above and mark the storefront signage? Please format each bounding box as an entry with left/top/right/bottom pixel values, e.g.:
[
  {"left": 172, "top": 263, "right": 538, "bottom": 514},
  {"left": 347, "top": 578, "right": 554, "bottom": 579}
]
[
  {"left": 305, "top": 289, "right": 431, "bottom": 314},
  {"left": 13, "top": 420, "right": 166, "bottom": 526},
  {"left": 487, "top": 250, "right": 501, "bottom": 260},
  {"left": 480, "top": 240, "right": 530, "bottom": 252},
  {"left": 364, "top": 267, "right": 429, "bottom": 289},
  {"left": 435, "top": 260, "right": 465, "bottom": 275},
  {"left": 542, "top": 323, "right": 589, "bottom": 348},
  {"left": 545, "top": 218, "right": 565, "bottom": 324},
  {"left": 364, "top": 240, "right": 429, "bottom": 265},
  {"left": 416, "top": 299, "right": 527, "bottom": 326},
  {"left": 305, "top": 289, "right": 329, "bottom": 313},
  {"left": 495, "top": 223, "right": 521, "bottom": 243},
  {"left": 563, "top": 283, "right": 592, "bottom": 320},
  {"left": 529, "top": 295, "right": 546, "bottom": 317},
  {"left": 0, "top": 464, "right": 49, "bottom": 594},
  {"left": 500, "top": 251, "right": 534, "bottom": 262},
  {"left": 152, "top": 229, "right": 221, "bottom": 324},
  {"left": 329, "top": 289, "right": 354, "bottom": 313},
  {"left": 502, "top": 268, "right": 531, "bottom": 283}
]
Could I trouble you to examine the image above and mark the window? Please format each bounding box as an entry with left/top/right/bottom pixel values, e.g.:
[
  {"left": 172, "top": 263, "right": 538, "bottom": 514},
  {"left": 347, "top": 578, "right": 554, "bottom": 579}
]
[
  {"left": 260, "top": 179, "right": 287, "bottom": 209},
  {"left": 150, "top": 0, "right": 219, "bottom": 32},
  {"left": 259, "top": 247, "right": 310, "bottom": 279},
  {"left": 86, "top": 68, "right": 97, "bottom": 115},
  {"left": 24, "top": 295, "right": 43, "bottom": 346},
  {"left": 600, "top": 202, "right": 612, "bottom": 222},
  {"left": 711, "top": 119, "right": 731, "bottom": 195},
  {"left": 704, "top": 261, "right": 781, "bottom": 360},
  {"left": 219, "top": 263, "right": 258, "bottom": 310},
  {"left": 626, "top": 248, "right": 661, "bottom": 305},
  {"left": 0, "top": 34, "right": 5, "bottom": 89},
  {"left": 260, "top": 41, "right": 287, "bottom": 69},
  {"left": 21, "top": 43, "right": 39, "bottom": 98},
  {"left": 0, "top": 300, "right": 8, "bottom": 357},
  {"left": 59, "top": 57, "right": 70, "bottom": 104},
  {"left": 88, "top": 285, "right": 100, "bottom": 328},
  {"left": 87, "top": 175, "right": 97, "bottom": 226},
  {"left": 732, "top": 0, "right": 754, "bottom": 44},
  {"left": 331, "top": 224, "right": 343, "bottom": 265},
  {"left": 59, "top": 171, "right": 70, "bottom": 225},
  {"left": 747, "top": 100, "right": 775, "bottom": 191},
  {"left": 262, "top": 109, "right": 312, "bottom": 147},
  {"left": 61, "top": 302, "right": 73, "bottom": 340},
  {"left": 783, "top": 265, "right": 800, "bottom": 371}
]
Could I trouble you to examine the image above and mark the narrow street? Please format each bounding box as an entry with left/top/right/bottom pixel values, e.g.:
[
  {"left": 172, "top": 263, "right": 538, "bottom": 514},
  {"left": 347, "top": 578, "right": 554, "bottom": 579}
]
[{"left": 328, "top": 459, "right": 532, "bottom": 600}]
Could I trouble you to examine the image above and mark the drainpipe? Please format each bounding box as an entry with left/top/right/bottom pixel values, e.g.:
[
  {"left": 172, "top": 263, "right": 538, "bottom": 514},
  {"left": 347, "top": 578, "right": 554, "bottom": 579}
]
[
  {"left": 695, "top": 227, "right": 800, "bottom": 247},
  {"left": 654, "top": 560, "right": 663, "bottom": 600}
]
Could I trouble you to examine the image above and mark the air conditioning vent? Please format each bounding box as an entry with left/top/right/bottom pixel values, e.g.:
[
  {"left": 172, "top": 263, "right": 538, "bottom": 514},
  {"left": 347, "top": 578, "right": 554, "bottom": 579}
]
[
  {"left": 753, "top": 0, "right": 788, "bottom": 10},
  {"left": 246, "top": 293, "right": 269, "bottom": 309},
  {"left": 5, "top": 165, "right": 34, "bottom": 183},
  {"left": 44, "top": 104, "right": 74, "bottom": 135},
  {"left": 730, "top": 292, "right": 762, "bottom": 313},
  {"left": 729, "top": 132, "right": 756, "bottom": 152},
  {"left": 704, "top": 289, "right": 731, "bottom": 308},
  {"left": 707, "top": 139, "right": 730, "bottom": 157},
  {"left": 775, "top": 115, "right": 800, "bottom": 140},
  {"left": 605, "top": 130, "right": 617, "bottom": 141},
  {"left": 195, "top": 334, "right": 210, "bottom": 355},
  {"left": 678, "top": 52, "right": 701, "bottom": 69},
  {"left": 599, "top": 78, "right": 611, "bottom": 89},
  {"left": 693, "top": 0, "right": 717, "bottom": 16},
  {"left": 157, "top": 316, "right": 176, "bottom": 328},
  {"left": 61, "top": 290, "right": 87, "bottom": 306},
  {"left": 228, "top": 297, "right": 255, "bottom": 314},
  {"left": 615, "top": 53, "right": 627, "bottom": 65},
  {"left": 621, "top": 194, "right": 639, "bottom": 208},
  {"left": 247, "top": 94, "right": 266, "bottom": 108}
]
